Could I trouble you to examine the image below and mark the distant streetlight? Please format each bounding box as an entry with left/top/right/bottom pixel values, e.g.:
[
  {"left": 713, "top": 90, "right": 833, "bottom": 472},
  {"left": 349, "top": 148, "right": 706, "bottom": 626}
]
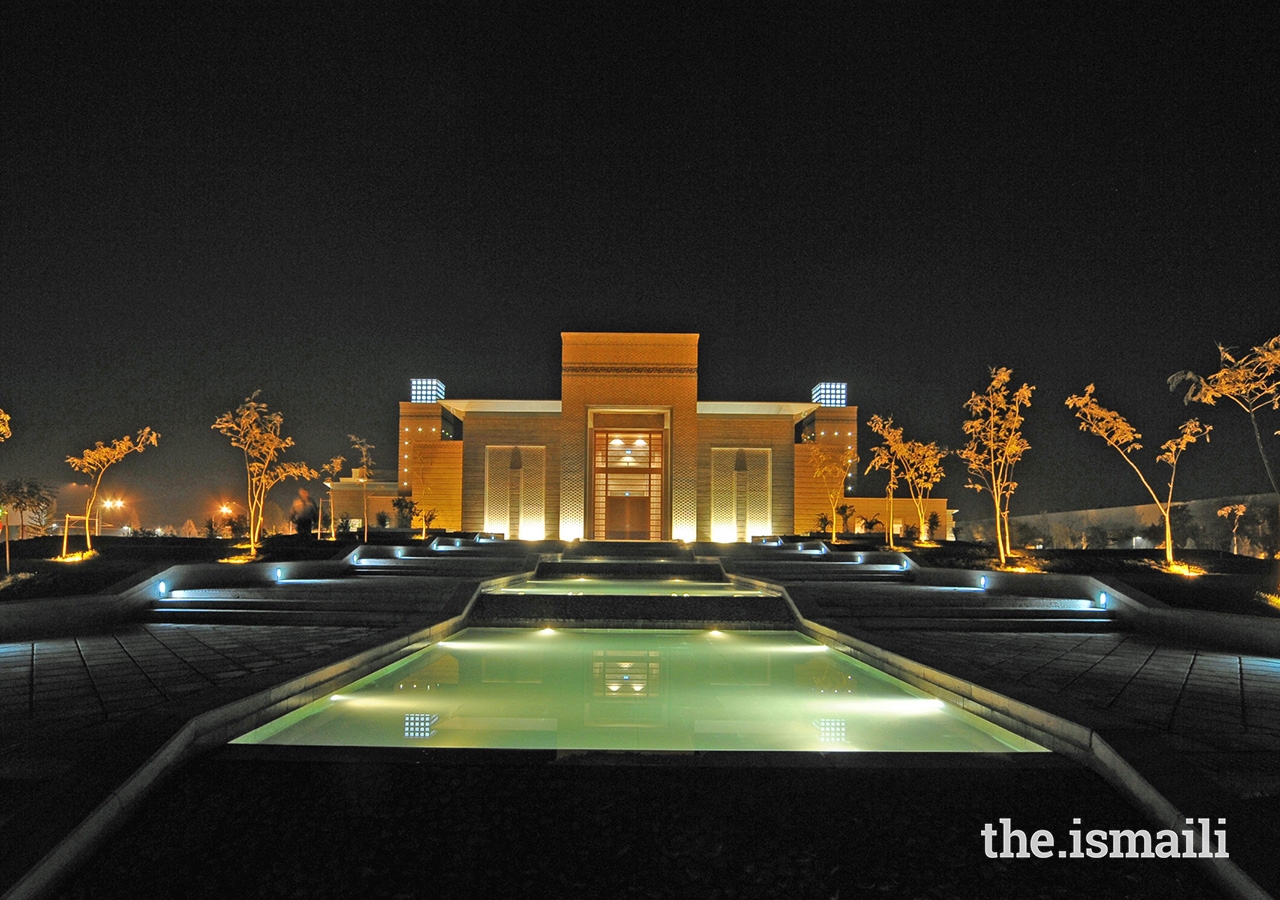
[
  {"left": 98, "top": 498, "right": 124, "bottom": 535},
  {"left": 217, "top": 501, "right": 248, "bottom": 539}
]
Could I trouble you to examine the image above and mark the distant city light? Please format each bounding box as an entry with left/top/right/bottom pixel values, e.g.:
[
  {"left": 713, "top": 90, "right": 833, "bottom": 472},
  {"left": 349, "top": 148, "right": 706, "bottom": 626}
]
[
  {"left": 811, "top": 382, "right": 847, "bottom": 407},
  {"left": 410, "top": 378, "right": 445, "bottom": 403}
]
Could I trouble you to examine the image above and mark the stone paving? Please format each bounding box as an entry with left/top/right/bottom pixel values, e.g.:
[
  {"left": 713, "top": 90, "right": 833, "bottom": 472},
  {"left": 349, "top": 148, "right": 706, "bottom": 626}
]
[
  {"left": 786, "top": 623, "right": 1280, "bottom": 897},
  {"left": 3, "top": 571, "right": 1280, "bottom": 897},
  {"left": 840, "top": 631, "right": 1280, "bottom": 771},
  {"left": 0, "top": 625, "right": 381, "bottom": 753}
]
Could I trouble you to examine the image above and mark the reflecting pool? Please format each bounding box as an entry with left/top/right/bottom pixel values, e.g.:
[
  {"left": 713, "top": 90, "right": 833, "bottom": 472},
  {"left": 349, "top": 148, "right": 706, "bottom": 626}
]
[{"left": 233, "top": 628, "right": 1044, "bottom": 753}]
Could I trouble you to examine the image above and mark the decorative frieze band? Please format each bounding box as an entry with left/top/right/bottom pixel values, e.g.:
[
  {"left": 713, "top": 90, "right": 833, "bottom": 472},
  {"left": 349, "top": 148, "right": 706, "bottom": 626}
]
[{"left": 562, "top": 364, "right": 698, "bottom": 376}]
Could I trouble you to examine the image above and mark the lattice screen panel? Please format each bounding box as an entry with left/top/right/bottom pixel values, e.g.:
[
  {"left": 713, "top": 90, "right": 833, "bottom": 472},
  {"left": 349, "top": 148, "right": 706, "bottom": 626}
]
[
  {"left": 484, "top": 446, "right": 546, "bottom": 539},
  {"left": 710, "top": 448, "right": 772, "bottom": 542}
]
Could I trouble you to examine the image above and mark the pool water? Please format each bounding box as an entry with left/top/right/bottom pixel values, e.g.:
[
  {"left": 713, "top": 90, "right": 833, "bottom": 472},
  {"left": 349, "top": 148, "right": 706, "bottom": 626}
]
[{"left": 233, "top": 628, "right": 1044, "bottom": 753}]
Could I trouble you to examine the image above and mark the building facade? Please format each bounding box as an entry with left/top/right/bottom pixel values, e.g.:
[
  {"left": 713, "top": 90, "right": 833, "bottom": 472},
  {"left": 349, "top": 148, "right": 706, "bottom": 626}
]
[
  {"left": 398, "top": 333, "right": 951, "bottom": 542},
  {"left": 325, "top": 469, "right": 401, "bottom": 533}
]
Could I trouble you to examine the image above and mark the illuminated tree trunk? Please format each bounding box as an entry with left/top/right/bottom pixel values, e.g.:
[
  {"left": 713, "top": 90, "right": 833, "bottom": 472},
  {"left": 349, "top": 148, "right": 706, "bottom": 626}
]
[
  {"left": 80, "top": 469, "right": 110, "bottom": 553},
  {"left": 1246, "top": 411, "right": 1280, "bottom": 550},
  {"left": 1001, "top": 508, "right": 1009, "bottom": 559},
  {"left": 361, "top": 480, "right": 369, "bottom": 542},
  {"left": 884, "top": 485, "right": 897, "bottom": 551},
  {"left": 991, "top": 491, "right": 1006, "bottom": 565}
]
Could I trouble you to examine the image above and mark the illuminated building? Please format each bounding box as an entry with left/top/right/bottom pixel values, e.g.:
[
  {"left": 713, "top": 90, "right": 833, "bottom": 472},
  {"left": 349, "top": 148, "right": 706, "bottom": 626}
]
[
  {"left": 325, "top": 468, "right": 400, "bottom": 534},
  {"left": 399, "top": 333, "right": 952, "bottom": 541},
  {"left": 811, "top": 382, "right": 847, "bottom": 407}
]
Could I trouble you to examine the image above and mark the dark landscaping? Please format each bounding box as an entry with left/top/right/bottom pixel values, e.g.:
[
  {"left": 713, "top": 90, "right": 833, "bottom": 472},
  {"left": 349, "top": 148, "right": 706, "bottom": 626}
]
[{"left": 53, "top": 750, "right": 1223, "bottom": 900}]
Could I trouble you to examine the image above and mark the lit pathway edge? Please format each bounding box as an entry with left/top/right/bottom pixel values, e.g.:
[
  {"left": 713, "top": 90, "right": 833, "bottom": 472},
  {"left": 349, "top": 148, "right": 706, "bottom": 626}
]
[{"left": 795, "top": 609, "right": 1273, "bottom": 900}]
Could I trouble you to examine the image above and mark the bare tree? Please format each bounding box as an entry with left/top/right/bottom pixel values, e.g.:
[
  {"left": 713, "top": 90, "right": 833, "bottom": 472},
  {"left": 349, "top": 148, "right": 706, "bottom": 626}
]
[
  {"left": 958, "top": 368, "right": 1034, "bottom": 566},
  {"left": 1066, "top": 384, "right": 1211, "bottom": 568},
  {"left": 1170, "top": 335, "right": 1280, "bottom": 496},
  {"left": 213, "top": 393, "right": 315, "bottom": 555},
  {"left": 349, "top": 435, "right": 375, "bottom": 542},
  {"left": 866, "top": 415, "right": 948, "bottom": 544},
  {"left": 807, "top": 438, "right": 856, "bottom": 542},
  {"left": 65, "top": 428, "right": 159, "bottom": 553},
  {"left": 2, "top": 479, "right": 56, "bottom": 540},
  {"left": 1, "top": 410, "right": 9, "bottom": 571},
  {"left": 1218, "top": 504, "right": 1246, "bottom": 555},
  {"left": 320, "top": 455, "right": 345, "bottom": 540},
  {"left": 0, "top": 483, "right": 11, "bottom": 574},
  {"left": 863, "top": 415, "right": 904, "bottom": 549}
]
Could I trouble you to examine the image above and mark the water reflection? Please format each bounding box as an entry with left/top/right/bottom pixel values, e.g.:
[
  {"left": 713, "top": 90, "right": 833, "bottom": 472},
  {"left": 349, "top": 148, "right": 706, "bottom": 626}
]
[{"left": 234, "top": 629, "right": 1043, "bottom": 753}]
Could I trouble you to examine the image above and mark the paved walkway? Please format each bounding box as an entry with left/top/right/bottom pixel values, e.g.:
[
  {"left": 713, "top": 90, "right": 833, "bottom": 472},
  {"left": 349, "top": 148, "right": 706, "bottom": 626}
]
[
  {"left": 2, "top": 571, "right": 1279, "bottom": 898},
  {"left": 0, "top": 571, "right": 475, "bottom": 898},
  {"left": 849, "top": 631, "right": 1280, "bottom": 762},
  {"left": 0, "top": 625, "right": 379, "bottom": 751},
  {"left": 781, "top": 619, "right": 1280, "bottom": 895}
]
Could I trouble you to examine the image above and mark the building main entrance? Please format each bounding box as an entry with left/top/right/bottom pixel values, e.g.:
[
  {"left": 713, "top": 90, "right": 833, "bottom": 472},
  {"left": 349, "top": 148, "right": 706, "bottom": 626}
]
[{"left": 591, "top": 427, "right": 665, "bottom": 540}]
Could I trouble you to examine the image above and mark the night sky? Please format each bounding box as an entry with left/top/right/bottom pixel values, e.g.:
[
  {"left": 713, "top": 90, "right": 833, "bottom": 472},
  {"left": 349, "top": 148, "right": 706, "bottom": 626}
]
[{"left": 3, "top": 3, "right": 1277, "bottom": 531}]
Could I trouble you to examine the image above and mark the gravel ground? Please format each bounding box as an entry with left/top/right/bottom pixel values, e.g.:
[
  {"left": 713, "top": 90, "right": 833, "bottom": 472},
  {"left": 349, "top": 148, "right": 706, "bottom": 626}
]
[{"left": 53, "top": 750, "right": 1224, "bottom": 900}]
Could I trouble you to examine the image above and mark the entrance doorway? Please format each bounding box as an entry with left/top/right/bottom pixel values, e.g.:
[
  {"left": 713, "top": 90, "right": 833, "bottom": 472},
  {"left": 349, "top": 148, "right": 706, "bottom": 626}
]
[
  {"left": 592, "top": 428, "right": 665, "bottom": 540},
  {"left": 605, "top": 495, "right": 651, "bottom": 540}
]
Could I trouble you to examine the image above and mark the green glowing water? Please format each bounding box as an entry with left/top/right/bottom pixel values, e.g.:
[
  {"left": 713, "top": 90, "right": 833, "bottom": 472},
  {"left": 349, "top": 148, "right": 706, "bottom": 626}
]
[{"left": 233, "top": 628, "right": 1045, "bottom": 752}]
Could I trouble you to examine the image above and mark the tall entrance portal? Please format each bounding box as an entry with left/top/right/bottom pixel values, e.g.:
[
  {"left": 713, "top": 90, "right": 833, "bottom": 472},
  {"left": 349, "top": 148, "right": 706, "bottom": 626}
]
[
  {"left": 559, "top": 333, "right": 700, "bottom": 542},
  {"left": 592, "top": 426, "right": 665, "bottom": 540}
]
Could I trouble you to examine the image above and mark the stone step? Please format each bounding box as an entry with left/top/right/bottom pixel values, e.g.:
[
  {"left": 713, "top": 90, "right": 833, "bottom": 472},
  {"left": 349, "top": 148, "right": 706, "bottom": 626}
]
[
  {"left": 468, "top": 593, "right": 798, "bottom": 626},
  {"left": 723, "top": 563, "right": 912, "bottom": 581},
  {"left": 147, "top": 608, "right": 414, "bottom": 627},
  {"left": 820, "top": 612, "right": 1120, "bottom": 633},
  {"left": 533, "top": 560, "right": 728, "bottom": 581},
  {"left": 153, "top": 599, "right": 445, "bottom": 619},
  {"left": 165, "top": 586, "right": 360, "bottom": 599},
  {"left": 812, "top": 594, "right": 1095, "bottom": 611},
  {"left": 351, "top": 558, "right": 531, "bottom": 576},
  {"left": 816, "top": 604, "right": 1102, "bottom": 619}
]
